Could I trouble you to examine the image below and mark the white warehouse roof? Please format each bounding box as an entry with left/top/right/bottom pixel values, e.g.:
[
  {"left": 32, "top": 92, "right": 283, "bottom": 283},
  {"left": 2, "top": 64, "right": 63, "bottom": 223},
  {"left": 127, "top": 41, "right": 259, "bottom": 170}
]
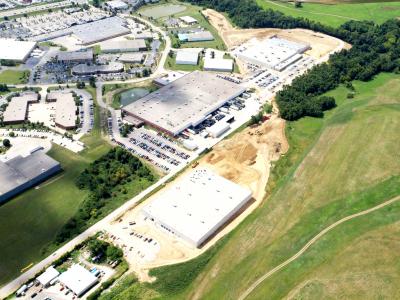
[
  {"left": 142, "top": 168, "right": 252, "bottom": 247},
  {"left": 106, "top": 0, "right": 128, "bottom": 9},
  {"left": 59, "top": 264, "right": 98, "bottom": 297},
  {"left": 37, "top": 266, "right": 59, "bottom": 286},
  {"left": 0, "top": 39, "right": 37, "bottom": 62},
  {"left": 179, "top": 16, "right": 197, "bottom": 24},
  {"left": 203, "top": 58, "right": 233, "bottom": 72},
  {"left": 175, "top": 50, "right": 199, "bottom": 65}
]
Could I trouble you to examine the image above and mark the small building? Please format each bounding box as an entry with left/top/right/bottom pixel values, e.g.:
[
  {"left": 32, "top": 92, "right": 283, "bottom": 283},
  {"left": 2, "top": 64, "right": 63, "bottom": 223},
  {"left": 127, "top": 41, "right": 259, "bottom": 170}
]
[
  {"left": 106, "top": 0, "right": 128, "bottom": 10},
  {"left": 2, "top": 93, "right": 39, "bottom": 125},
  {"left": 142, "top": 168, "right": 252, "bottom": 247},
  {"left": 101, "top": 39, "right": 147, "bottom": 53},
  {"left": 0, "top": 39, "right": 37, "bottom": 62},
  {"left": 37, "top": 266, "right": 59, "bottom": 287},
  {"left": 0, "top": 152, "right": 61, "bottom": 204},
  {"left": 58, "top": 264, "right": 99, "bottom": 297},
  {"left": 118, "top": 52, "right": 146, "bottom": 64},
  {"left": 179, "top": 16, "right": 198, "bottom": 25},
  {"left": 203, "top": 58, "right": 234, "bottom": 72},
  {"left": 57, "top": 49, "right": 93, "bottom": 64},
  {"left": 206, "top": 121, "right": 230, "bottom": 138},
  {"left": 175, "top": 50, "right": 199, "bottom": 65},
  {"left": 178, "top": 31, "right": 214, "bottom": 42}
]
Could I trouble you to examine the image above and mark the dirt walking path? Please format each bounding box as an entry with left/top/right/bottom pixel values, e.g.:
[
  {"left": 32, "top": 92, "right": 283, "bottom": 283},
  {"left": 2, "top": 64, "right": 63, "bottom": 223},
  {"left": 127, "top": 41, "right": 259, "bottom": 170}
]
[{"left": 238, "top": 194, "right": 400, "bottom": 300}]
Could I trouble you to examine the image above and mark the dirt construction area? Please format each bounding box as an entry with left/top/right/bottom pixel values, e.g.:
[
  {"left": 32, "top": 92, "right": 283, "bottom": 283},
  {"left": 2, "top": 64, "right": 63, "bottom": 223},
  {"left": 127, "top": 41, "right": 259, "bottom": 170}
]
[
  {"left": 101, "top": 114, "right": 288, "bottom": 281},
  {"left": 202, "top": 8, "right": 349, "bottom": 59}
]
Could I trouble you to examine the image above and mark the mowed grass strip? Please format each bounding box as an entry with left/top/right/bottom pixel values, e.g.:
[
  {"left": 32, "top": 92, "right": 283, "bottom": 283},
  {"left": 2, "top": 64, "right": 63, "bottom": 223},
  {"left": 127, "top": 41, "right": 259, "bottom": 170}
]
[
  {"left": 0, "top": 70, "right": 30, "bottom": 84},
  {"left": 256, "top": 0, "right": 400, "bottom": 27},
  {"left": 179, "top": 73, "right": 400, "bottom": 299}
]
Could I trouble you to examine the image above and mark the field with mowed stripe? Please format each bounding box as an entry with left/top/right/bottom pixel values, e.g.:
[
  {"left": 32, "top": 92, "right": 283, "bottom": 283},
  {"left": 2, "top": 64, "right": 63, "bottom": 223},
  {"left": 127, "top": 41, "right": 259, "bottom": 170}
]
[{"left": 256, "top": 0, "right": 400, "bottom": 27}]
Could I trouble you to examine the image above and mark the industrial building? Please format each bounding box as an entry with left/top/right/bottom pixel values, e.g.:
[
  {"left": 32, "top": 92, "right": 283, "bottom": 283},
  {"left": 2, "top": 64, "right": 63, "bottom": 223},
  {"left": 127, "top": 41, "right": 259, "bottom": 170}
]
[
  {"left": 118, "top": 53, "right": 146, "bottom": 64},
  {"left": 101, "top": 39, "right": 147, "bottom": 53},
  {"left": 58, "top": 264, "right": 98, "bottom": 297},
  {"left": 0, "top": 151, "right": 61, "bottom": 203},
  {"left": 36, "top": 266, "right": 59, "bottom": 287},
  {"left": 52, "top": 92, "right": 77, "bottom": 130},
  {"left": 73, "top": 17, "right": 131, "bottom": 45},
  {"left": 72, "top": 62, "right": 124, "bottom": 75},
  {"left": 106, "top": 0, "right": 128, "bottom": 10},
  {"left": 0, "top": 39, "right": 37, "bottom": 62},
  {"left": 142, "top": 168, "right": 252, "bottom": 247},
  {"left": 2, "top": 93, "right": 39, "bottom": 125},
  {"left": 203, "top": 58, "right": 233, "bottom": 72},
  {"left": 123, "top": 71, "right": 245, "bottom": 136},
  {"left": 175, "top": 50, "right": 199, "bottom": 65},
  {"left": 179, "top": 16, "right": 197, "bottom": 25},
  {"left": 178, "top": 31, "right": 214, "bottom": 42},
  {"left": 57, "top": 49, "right": 93, "bottom": 63},
  {"left": 233, "top": 36, "right": 310, "bottom": 71}
]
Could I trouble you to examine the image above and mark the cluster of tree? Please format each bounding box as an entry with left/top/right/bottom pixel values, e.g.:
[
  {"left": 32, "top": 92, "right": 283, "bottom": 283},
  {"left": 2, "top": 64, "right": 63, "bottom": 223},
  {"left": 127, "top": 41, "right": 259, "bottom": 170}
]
[
  {"left": 55, "top": 148, "right": 155, "bottom": 244},
  {"left": 0, "top": 84, "right": 9, "bottom": 93},
  {"left": 185, "top": 0, "right": 400, "bottom": 120},
  {"left": 120, "top": 123, "right": 134, "bottom": 137},
  {"left": 0, "top": 59, "right": 16, "bottom": 66},
  {"left": 77, "top": 81, "right": 86, "bottom": 89},
  {"left": 87, "top": 238, "right": 123, "bottom": 262}
]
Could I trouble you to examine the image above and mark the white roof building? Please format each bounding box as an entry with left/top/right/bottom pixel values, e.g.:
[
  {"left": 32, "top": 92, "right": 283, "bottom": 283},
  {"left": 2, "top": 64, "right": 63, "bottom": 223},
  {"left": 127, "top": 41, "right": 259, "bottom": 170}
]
[
  {"left": 203, "top": 58, "right": 233, "bottom": 72},
  {"left": 3, "top": 93, "right": 39, "bottom": 124},
  {"left": 179, "top": 16, "right": 197, "bottom": 24},
  {"left": 0, "top": 39, "right": 37, "bottom": 62},
  {"left": 142, "top": 168, "right": 252, "bottom": 247},
  {"left": 175, "top": 50, "right": 199, "bottom": 65},
  {"left": 233, "top": 36, "right": 310, "bottom": 71},
  {"left": 123, "top": 71, "right": 245, "bottom": 136},
  {"left": 106, "top": 0, "right": 128, "bottom": 10},
  {"left": 37, "top": 266, "right": 59, "bottom": 287},
  {"left": 59, "top": 264, "right": 98, "bottom": 297},
  {"left": 206, "top": 121, "right": 230, "bottom": 138},
  {"left": 53, "top": 92, "right": 77, "bottom": 130}
]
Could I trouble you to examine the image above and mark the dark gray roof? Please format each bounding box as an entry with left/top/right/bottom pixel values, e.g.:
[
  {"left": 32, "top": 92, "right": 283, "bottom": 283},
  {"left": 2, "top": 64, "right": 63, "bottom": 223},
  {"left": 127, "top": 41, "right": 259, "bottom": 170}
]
[{"left": 0, "top": 152, "right": 60, "bottom": 196}]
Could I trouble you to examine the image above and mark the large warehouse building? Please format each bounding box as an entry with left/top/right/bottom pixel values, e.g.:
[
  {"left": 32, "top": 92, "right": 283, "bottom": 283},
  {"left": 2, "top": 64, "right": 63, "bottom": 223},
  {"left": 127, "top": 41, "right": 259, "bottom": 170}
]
[
  {"left": 233, "top": 36, "right": 310, "bottom": 71},
  {"left": 100, "top": 39, "right": 147, "bottom": 53},
  {"left": 0, "top": 152, "right": 61, "bottom": 203},
  {"left": 142, "top": 168, "right": 252, "bottom": 247},
  {"left": 122, "top": 71, "right": 245, "bottom": 136},
  {"left": 0, "top": 39, "right": 37, "bottom": 62}
]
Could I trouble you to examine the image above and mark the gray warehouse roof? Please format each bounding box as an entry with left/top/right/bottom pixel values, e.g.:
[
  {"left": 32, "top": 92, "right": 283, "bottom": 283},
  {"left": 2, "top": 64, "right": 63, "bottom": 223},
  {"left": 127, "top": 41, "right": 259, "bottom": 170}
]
[
  {"left": 123, "top": 71, "right": 245, "bottom": 135},
  {"left": 101, "top": 39, "right": 147, "bottom": 52},
  {"left": 0, "top": 152, "right": 61, "bottom": 202},
  {"left": 57, "top": 49, "right": 93, "bottom": 62}
]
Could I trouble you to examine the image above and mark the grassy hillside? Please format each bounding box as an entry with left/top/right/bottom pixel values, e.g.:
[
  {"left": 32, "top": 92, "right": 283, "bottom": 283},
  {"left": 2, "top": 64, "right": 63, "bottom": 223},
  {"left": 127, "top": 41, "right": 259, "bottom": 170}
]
[
  {"left": 0, "top": 70, "right": 30, "bottom": 84},
  {"left": 256, "top": 0, "right": 400, "bottom": 27},
  {"left": 180, "top": 72, "right": 400, "bottom": 299}
]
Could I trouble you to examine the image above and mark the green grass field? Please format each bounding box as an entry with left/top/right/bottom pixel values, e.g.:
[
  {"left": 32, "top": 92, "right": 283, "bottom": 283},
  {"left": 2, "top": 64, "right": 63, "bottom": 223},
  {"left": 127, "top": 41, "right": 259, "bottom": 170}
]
[
  {"left": 0, "top": 70, "right": 30, "bottom": 84},
  {"left": 256, "top": 0, "right": 400, "bottom": 27},
  {"left": 100, "top": 73, "right": 400, "bottom": 299},
  {"left": 138, "top": 1, "right": 226, "bottom": 50},
  {"left": 180, "top": 73, "right": 400, "bottom": 299},
  {"left": 0, "top": 87, "right": 112, "bottom": 286}
]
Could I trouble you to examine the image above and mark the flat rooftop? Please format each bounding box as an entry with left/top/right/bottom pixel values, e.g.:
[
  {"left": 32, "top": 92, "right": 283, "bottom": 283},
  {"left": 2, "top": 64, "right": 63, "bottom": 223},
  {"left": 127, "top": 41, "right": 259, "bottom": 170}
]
[
  {"left": 0, "top": 39, "right": 36, "bottom": 61},
  {"left": 123, "top": 71, "right": 245, "bottom": 135},
  {"left": 234, "top": 36, "right": 309, "bottom": 69},
  {"left": 3, "top": 93, "right": 39, "bottom": 124},
  {"left": 101, "top": 39, "right": 146, "bottom": 52},
  {"left": 73, "top": 16, "right": 130, "bottom": 45},
  {"left": 57, "top": 49, "right": 93, "bottom": 61},
  {"left": 54, "top": 92, "right": 77, "bottom": 129},
  {"left": 58, "top": 264, "right": 98, "bottom": 297},
  {"left": 142, "top": 168, "right": 252, "bottom": 247},
  {"left": 0, "top": 152, "right": 61, "bottom": 200}
]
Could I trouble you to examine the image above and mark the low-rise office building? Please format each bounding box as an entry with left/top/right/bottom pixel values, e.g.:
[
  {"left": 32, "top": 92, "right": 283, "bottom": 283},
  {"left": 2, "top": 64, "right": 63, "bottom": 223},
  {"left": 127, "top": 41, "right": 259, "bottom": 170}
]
[
  {"left": 57, "top": 49, "right": 93, "bottom": 63},
  {"left": 101, "top": 39, "right": 147, "bottom": 53},
  {"left": 2, "top": 93, "right": 39, "bottom": 125}
]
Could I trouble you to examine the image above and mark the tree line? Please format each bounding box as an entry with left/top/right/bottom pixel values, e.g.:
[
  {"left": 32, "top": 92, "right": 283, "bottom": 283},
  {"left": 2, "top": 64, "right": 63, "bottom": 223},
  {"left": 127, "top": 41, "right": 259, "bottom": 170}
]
[
  {"left": 186, "top": 0, "right": 400, "bottom": 120},
  {"left": 55, "top": 147, "right": 155, "bottom": 244}
]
